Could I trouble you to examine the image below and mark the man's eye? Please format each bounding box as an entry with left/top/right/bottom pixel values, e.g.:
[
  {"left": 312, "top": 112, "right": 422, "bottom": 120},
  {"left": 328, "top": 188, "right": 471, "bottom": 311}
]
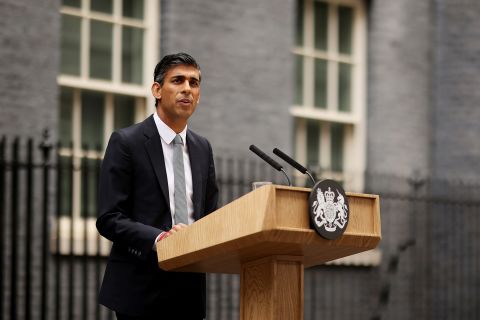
[{"left": 190, "top": 81, "right": 199, "bottom": 87}]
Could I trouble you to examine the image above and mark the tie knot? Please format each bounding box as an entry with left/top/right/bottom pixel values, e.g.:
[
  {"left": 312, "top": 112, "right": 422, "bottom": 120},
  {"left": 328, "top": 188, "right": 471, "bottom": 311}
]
[{"left": 173, "top": 134, "right": 183, "bottom": 145}]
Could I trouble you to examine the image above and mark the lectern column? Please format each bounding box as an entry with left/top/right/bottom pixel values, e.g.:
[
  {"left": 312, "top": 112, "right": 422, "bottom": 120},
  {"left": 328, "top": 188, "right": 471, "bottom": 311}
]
[{"left": 240, "top": 255, "right": 304, "bottom": 320}]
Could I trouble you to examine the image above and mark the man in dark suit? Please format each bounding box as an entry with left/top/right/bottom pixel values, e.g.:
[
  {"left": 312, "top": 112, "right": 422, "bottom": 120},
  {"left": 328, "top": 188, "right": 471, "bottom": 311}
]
[{"left": 96, "top": 52, "right": 219, "bottom": 320}]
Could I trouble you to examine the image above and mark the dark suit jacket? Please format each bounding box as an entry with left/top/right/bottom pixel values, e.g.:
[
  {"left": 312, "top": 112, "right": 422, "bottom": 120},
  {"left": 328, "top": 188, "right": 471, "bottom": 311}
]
[{"left": 96, "top": 115, "right": 219, "bottom": 317}]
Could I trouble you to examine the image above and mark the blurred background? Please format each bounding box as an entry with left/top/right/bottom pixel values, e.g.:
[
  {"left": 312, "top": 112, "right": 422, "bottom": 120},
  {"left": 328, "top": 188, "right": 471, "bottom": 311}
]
[{"left": 0, "top": 0, "right": 479, "bottom": 319}]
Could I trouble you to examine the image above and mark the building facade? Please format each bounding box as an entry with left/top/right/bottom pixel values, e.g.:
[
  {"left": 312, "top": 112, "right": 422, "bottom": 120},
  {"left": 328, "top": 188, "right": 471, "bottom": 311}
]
[{"left": 1, "top": 0, "right": 479, "bottom": 319}]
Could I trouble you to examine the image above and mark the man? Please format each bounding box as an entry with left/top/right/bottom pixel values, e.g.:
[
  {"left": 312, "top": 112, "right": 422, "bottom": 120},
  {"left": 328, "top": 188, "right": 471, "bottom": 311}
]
[{"left": 96, "top": 52, "right": 219, "bottom": 320}]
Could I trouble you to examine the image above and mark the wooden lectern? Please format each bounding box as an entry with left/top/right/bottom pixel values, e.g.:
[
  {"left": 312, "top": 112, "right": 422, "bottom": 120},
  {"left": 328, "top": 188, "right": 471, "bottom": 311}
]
[{"left": 157, "top": 185, "right": 381, "bottom": 320}]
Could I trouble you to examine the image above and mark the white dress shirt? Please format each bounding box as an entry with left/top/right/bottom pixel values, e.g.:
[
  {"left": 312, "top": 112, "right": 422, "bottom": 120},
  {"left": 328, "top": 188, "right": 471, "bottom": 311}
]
[{"left": 153, "top": 112, "right": 195, "bottom": 226}]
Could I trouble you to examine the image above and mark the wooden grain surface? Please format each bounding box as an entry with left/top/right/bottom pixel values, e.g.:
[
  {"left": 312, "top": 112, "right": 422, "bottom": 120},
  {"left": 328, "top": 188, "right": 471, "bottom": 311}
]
[
  {"left": 240, "top": 256, "right": 303, "bottom": 320},
  {"left": 157, "top": 185, "right": 381, "bottom": 273}
]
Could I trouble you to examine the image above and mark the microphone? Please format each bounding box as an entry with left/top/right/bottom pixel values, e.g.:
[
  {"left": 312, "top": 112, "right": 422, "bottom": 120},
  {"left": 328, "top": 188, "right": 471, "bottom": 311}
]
[
  {"left": 272, "top": 148, "right": 316, "bottom": 185},
  {"left": 249, "top": 145, "right": 292, "bottom": 186}
]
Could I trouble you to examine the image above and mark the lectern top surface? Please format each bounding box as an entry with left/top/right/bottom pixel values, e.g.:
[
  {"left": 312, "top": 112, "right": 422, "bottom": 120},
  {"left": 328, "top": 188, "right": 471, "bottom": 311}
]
[{"left": 157, "top": 185, "right": 381, "bottom": 273}]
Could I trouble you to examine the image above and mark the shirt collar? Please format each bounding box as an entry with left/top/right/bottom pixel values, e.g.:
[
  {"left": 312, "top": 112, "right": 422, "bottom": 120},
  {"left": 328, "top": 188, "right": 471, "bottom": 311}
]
[{"left": 153, "top": 112, "right": 187, "bottom": 145}]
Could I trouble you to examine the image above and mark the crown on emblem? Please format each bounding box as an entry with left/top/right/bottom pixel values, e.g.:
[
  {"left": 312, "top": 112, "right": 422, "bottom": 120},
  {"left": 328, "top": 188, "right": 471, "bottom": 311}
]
[{"left": 324, "top": 187, "right": 335, "bottom": 202}]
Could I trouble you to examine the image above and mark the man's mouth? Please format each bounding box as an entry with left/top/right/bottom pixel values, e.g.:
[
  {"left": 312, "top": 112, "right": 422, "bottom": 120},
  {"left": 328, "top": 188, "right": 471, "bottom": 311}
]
[{"left": 177, "top": 98, "right": 192, "bottom": 104}]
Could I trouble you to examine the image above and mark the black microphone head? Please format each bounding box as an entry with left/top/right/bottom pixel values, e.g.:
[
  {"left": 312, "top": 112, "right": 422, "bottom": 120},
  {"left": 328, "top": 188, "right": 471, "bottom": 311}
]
[
  {"left": 249, "top": 145, "right": 283, "bottom": 171},
  {"left": 273, "top": 148, "right": 308, "bottom": 174}
]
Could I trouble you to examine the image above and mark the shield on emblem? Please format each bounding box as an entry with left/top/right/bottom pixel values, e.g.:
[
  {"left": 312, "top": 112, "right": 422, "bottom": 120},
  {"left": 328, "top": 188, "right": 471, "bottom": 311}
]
[{"left": 308, "top": 179, "right": 349, "bottom": 240}]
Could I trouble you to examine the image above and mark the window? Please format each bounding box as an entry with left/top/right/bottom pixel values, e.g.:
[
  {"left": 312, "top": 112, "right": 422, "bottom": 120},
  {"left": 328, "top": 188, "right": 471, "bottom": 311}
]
[
  {"left": 56, "top": 0, "right": 158, "bottom": 254},
  {"left": 293, "top": 0, "right": 366, "bottom": 191},
  {"left": 60, "top": 0, "right": 149, "bottom": 84}
]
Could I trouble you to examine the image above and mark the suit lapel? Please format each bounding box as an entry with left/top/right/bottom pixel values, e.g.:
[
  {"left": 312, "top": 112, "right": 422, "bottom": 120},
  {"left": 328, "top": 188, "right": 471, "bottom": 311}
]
[
  {"left": 143, "top": 116, "right": 170, "bottom": 211},
  {"left": 186, "top": 131, "right": 203, "bottom": 220}
]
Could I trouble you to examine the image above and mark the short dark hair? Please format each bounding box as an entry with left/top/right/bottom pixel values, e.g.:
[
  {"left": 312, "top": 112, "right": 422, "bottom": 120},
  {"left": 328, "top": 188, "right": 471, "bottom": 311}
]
[
  {"left": 154, "top": 52, "right": 201, "bottom": 84},
  {"left": 153, "top": 52, "right": 201, "bottom": 107}
]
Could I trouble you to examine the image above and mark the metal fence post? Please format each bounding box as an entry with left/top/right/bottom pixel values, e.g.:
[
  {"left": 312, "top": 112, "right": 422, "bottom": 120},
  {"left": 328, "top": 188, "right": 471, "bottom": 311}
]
[
  {"left": 10, "top": 137, "right": 19, "bottom": 320},
  {"left": 408, "top": 172, "right": 426, "bottom": 319},
  {"left": 81, "top": 146, "right": 89, "bottom": 320},
  {"left": 0, "top": 136, "right": 6, "bottom": 320},
  {"left": 94, "top": 144, "right": 102, "bottom": 320},
  {"left": 67, "top": 148, "right": 75, "bottom": 320},
  {"left": 39, "top": 130, "right": 53, "bottom": 320},
  {"left": 54, "top": 142, "right": 63, "bottom": 320},
  {"left": 25, "top": 138, "right": 34, "bottom": 320}
]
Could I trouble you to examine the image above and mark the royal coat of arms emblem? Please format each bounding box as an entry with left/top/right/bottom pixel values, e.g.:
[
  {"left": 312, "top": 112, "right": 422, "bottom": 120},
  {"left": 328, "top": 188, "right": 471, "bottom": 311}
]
[{"left": 308, "top": 179, "right": 349, "bottom": 240}]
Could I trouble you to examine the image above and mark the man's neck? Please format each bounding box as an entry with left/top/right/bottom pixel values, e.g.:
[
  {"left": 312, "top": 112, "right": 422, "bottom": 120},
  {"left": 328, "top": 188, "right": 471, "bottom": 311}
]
[{"left": 156, "top": 110, "right": 187, "bottom": 134}]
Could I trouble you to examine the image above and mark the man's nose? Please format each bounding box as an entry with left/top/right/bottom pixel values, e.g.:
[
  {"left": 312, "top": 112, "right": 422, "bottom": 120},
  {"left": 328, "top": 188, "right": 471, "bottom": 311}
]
[{"left": 181, "top": 81, "right": 192, "bottom": 92}]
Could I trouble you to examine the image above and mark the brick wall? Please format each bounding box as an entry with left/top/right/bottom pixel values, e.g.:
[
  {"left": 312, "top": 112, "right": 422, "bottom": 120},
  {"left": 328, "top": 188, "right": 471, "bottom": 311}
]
[
  {"left": 367, "top": 0, "right": 433, "bottom": 179},
  {"left": 160, "top": 0, "right": 295, "bottom": 159},
  {"left": 431, "top": 0, "right": 480, "bottom": 181},
  {"left": 0, "top": 0, "right": 60, "bottom": 140}
]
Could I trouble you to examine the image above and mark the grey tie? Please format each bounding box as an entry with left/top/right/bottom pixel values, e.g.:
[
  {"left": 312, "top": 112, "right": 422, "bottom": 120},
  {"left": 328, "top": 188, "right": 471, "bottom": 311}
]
[{"left": 173, "top": 134, "right": 188, "bottom": 225}]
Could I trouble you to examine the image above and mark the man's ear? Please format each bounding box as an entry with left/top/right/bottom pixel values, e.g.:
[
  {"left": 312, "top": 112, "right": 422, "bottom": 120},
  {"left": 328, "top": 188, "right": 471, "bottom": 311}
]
[{"left": 151, "top": 82, "right": 162, "bottom": 101}]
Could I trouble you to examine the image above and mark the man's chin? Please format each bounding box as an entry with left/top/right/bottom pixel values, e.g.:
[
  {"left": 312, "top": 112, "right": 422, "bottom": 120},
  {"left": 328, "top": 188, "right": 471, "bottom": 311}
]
[
  {"left": 178, "top": 106, "right": 196, "bottom": 117},
  {"left": 176, "top": 111, "right": 194, "bottom": 121}
]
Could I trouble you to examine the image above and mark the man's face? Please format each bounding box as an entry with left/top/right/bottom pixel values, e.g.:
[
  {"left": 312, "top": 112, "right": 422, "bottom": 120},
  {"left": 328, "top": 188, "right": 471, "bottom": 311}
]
[{"left": 153, "top": 65, "right": 201, "bottom": 127}]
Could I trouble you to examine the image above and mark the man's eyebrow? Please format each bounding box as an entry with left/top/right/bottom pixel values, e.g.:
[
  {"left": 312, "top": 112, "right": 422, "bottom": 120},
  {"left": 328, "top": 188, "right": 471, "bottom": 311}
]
[{"left": 171, "top": 74, "right": 200, "bottom": 81}]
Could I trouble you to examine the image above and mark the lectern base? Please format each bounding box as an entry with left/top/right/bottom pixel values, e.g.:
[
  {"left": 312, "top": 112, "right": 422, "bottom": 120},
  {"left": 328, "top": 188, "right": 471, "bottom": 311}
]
[{"left": 240, "top": 255, "right": 304, "bottom": 320}]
